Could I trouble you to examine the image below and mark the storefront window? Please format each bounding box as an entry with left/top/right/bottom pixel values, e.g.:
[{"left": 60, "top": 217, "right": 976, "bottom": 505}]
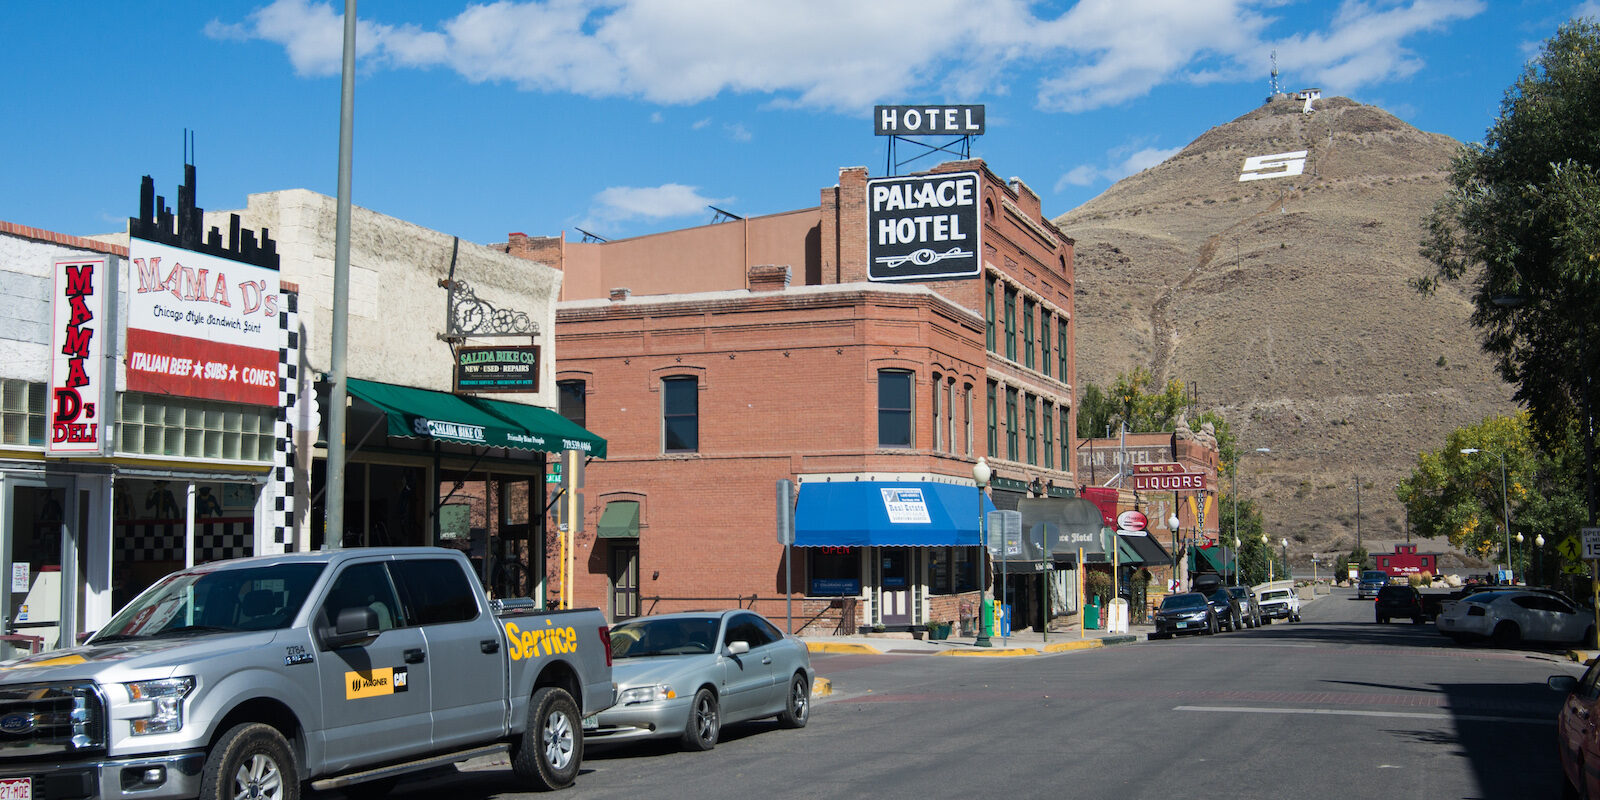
[
  {"left": 929, "top": 547, "right": 979, "bottom": 595},
  {"left": 808, "top": 547, "right": 860, "bottom": 595},
  {"left": 111, "top": 478, "right": 257, "bottom": 612}
]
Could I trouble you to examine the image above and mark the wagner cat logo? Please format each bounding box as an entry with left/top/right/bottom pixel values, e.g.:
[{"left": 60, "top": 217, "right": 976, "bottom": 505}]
[{"left": 345, "top": 667, "right": 407, "bottom": 699}]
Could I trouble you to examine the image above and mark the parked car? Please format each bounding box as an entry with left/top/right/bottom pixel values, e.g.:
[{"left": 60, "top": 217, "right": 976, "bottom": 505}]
[
  {"left": 1374, "top": 584, "right": 1425, "bottom": 624},
  {"left": 1436, "top": 590, "right": 1596, "bottom": 647},
  {"left": 1551, "top": 660, "right": 1600, "bottom": 799},
  {"left": 1255, "top": 581, "right": 1301, "bottom": 623},
  {"left": 1226, "top": 585, "right": 1263, "bottom": 628},
  {"left": 1358, "top": 569, "right": 1389, "bottom": 599},
  {"left": 589, "top": 610, "right": 814, "bottom": 751},
  {"left": 1151, "top": 592, "right": 1218, "bottom": 638},
  {"left": 1205, "top": 587, "right": 1243, "bottom": 632}
]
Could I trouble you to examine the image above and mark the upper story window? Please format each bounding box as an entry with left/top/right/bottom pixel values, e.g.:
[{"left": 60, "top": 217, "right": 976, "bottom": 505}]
[
  {"left": 1003, "top": 287, "right": 1017, "bottom": 361},
  {"left": 1059, "top": 406, "right": 1071, "bottom": 469},
  {"left": 1022, "top": 298, "right": 1036, "bottom": 370},
  {"left": 557, "top": 379, "right": 586, "bottom": 428},
  {"left": 878, "top": 370, "right": 913, "bottom": 448},
  {"left": 1057, "top": 319, "right": 1068, "bottom": 381},
  {"left": 1005, "top": 387, "right": 1019, "bottom": 462},
  {"left": 985, "top": 277, "right": 996, "bottom": 353},
  {"left": 986, "top": 381, "right": 998, "bottom": 456},
  {"left": 1043, "top": 402, "right": 1054, "bottom": 469},
  {"left": 1024, "top": 394, "right": 1037, "bottom": 465},
  {"left": 931, "top": 372, "right": 943, "bottom": 452},
  {"left": 963, "top": 383, "right": 974, "bottom": 456},
  {"left": 1040, "top": 315, "right": 1052, "bottom": 378},
  {"left": 662, "top": 376, "right": 698, "bottom": 453}
]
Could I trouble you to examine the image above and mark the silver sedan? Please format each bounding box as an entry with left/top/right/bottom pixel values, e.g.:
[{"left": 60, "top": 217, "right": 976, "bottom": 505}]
[{"left": 587, "top": 610, "right": 815, "bottom": 751}]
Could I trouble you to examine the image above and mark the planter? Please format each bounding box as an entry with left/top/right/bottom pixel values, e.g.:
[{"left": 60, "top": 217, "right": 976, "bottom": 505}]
[{"left": 927, "top": 622, "right": 953, "bottom": 640}]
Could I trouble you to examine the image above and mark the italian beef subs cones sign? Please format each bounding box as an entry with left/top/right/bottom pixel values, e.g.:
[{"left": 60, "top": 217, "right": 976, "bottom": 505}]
[{"left": 126, "top": 238, "right": 280, "bottom": 405}]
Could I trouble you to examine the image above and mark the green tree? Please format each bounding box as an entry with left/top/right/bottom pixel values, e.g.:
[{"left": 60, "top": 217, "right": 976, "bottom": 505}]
[
  {"left": 1417, "top": 20, "right": 1600, "bottom": 524},
  {"left": 1077, "top": 367, "right": 1189, "bottom": 436}
]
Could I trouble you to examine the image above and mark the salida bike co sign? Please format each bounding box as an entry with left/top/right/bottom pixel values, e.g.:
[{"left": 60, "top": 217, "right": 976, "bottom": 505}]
[
  {"left": 866, "top": 171, "right": 981, "bottom": 282},
  {"left": 454, "top": 346, "right": 539, "bottom": 393}
]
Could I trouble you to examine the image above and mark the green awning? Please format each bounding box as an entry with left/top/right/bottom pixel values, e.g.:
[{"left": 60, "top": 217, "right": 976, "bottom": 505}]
[
  {"left": 1193, "top": 546, "right": 1235, "bottom": 573},
  {"left": 597, "top": 501, "right": 640, "bottom": 539},
  {"left": 346, "top": 377, "right": 606, "bottom": 458}
]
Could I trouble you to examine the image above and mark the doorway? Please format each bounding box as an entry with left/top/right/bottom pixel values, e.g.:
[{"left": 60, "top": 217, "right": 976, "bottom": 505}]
[
  {"left": 609, "top": 544, "right": 639, "bottom": 621},
  {"left": 2, "top": 479, "right": 80, "bottom": 656},
  {"left": 878, "top": 548, "right": 914, "bottom": 625}
]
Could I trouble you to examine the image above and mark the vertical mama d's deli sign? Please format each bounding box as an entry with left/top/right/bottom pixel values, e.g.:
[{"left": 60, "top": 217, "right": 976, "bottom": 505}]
[
  {"left": 48, "top": 255, "right": 116, "bottom": 455},
  {"left": 126, "top": 238, "right": 280, "bottom": 406},
  {"left": 866, "top": 171, "right": 981, "bottom": 281}
]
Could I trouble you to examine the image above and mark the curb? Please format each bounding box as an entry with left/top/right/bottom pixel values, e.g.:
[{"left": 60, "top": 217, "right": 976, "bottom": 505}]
[
  {"left": 805, "top": 642, "right": 885, "bottom": 655},
  {"left": 812, "top": 676, "right": 832, "bottom": 696},
  {"left": 938, "top": 646, "right": 1041, "bottom": 657},
  {"left": 1567, "top": 650, "right": 1598, "bottom": 664}
]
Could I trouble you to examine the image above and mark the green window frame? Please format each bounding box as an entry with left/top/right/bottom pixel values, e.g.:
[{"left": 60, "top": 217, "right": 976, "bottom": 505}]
[
  {"left": 1005, "top": 387, "right": 1018, "bottom": 462},
  {"left": 1057, "top": 319, "right": 1068, "bottom": 381},
  {"left": 1022, "top": 298, "right": 1036, "bottom": 369},
  {"left": 1043, "top": 403, "right": 1054, "bottom": 469},
  {"left": 985, "top": 277, "right": 996, "bottom": 353},
  {"left": 986, "top": 381, "right": 998, "bottom": 456},
  {"left": 1040, "top": 315, "right": 1052, "bottom": 378},
  {"left": 1024, "top": 394, "right": 1036, "bottom": 465},
  {"left": 1004, "top": 287, "right": 1017, "bottom": 361}
]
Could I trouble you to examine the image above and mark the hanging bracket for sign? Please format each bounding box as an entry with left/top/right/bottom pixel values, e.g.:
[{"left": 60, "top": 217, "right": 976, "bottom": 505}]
[{"left": 437, "top": 278, "right": 541, "bottom": 342}]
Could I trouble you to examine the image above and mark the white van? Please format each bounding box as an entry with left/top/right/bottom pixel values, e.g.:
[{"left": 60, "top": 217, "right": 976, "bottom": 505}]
[{"left": 1254, "top": 580, "right": 1301, "bottom": 622}]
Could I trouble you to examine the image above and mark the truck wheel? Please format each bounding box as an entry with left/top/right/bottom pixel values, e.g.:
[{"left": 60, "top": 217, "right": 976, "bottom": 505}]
[
  {"left": 199, "top": 723, "right": 298, "bottom": 800},
  {"left": 777, "top": 673, "right": 810, "bottom": 729},
  {"left": 511, "top": 686, "right": 582, "bottom": 791},
  {"left": 681, "top": 688, "right": 720, "bottom": 751}
]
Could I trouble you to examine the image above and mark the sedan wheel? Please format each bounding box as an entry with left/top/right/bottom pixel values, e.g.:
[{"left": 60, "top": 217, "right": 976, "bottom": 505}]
[
  {"left": 777, "top": 674, "right": 809, "bottom": 729},
  {"left": 681, "top": 688, "right": 720, "bottom": 751}
]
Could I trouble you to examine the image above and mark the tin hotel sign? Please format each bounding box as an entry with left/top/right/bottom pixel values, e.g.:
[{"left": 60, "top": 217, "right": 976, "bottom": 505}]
[
  {"left": 47, "top": 255, "right": 115, "bottom": 455},
  {"left": 126, "top": 238, "right": 281, "bottom": 406}
]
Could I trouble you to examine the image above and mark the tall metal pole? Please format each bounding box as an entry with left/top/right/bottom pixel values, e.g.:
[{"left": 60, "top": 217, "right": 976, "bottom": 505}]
[
  {"left": 1354, "top": 477, "right": 1362, "bottom": 559},
  {"left": 1498, "top": 455, "right": 1511, "bottom": 580},
  {"left": 323, "top": 0, "right": 356, "bottom": 550},
  {"left": 973, "top": 458, "right": 991, "bottom": 647}
]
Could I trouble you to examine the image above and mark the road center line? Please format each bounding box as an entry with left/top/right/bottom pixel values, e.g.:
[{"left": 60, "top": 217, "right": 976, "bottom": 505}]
[{"left": 1173, "top": 705, "right": 1553, "bottom": 725}]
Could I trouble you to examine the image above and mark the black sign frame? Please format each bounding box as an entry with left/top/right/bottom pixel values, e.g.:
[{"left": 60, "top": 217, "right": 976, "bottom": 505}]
[
  {"left": 454, "top": 345, "right": 540, "bottom": 393},
  {"left": 866, "top": 171, "right": 982, "bottom": 282},
  {"left": 873, "top": 105, "right": 986, "bottom": 136}
]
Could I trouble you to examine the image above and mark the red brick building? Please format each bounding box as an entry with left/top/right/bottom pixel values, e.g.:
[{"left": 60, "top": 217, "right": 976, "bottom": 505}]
[{"left": 510, "top": 160, "right": 1078, "bottom": 633}]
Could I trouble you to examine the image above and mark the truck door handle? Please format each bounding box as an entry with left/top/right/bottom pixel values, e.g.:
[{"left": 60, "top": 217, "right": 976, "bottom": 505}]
[
  {"left": 405, "top": 648, "right": 426, "bottom": 664},
  {"left": 481, "top": 639, "right": 500, "bottom": 654}
]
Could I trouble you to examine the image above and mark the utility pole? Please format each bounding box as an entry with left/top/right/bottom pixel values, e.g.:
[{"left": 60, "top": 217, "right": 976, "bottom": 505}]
[{"left": 1354, "top": 476, "right": 1362, "bottom": 557}]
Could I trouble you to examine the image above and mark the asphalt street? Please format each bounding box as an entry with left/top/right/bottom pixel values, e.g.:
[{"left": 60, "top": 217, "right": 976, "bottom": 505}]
[{"left": 373, "top": 587, "right": 1579, "bottom": 800}]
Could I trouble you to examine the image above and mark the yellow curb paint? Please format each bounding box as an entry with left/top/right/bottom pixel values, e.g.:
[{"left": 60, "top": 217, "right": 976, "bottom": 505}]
[
  {"left": 805, "top": 642, "right": 885, "bottom": 655},
  {"left": 937, "top": 648, "right": 1042, "bottom": 657},
  {"left": 1567, "top": 650, "right": 1598, "bottom": 664},
  {"left": 811, "top": 677, "right": 832, "bottom": 696},
  {"left": 1043, "top": 640, "right": 1105, "bottom": 654}
]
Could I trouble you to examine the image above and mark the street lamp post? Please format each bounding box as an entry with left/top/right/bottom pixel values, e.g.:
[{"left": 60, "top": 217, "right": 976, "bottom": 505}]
[
  {"left": 973, "top": 457, "right": 992, "bottom": 647},
  {"left": 1262, "top": 533, "right": 1271, "bottom": 581},
  {"left": 1281, "top": 538, "right": 1289, "bottom": 581},
  {"left": 1461, "top": 448, "right": 1512, "bottom": 581},
  {"left": 1168, "top": 514, "right": 1181, "bottom": 592},
  {"left": 1516, "top": 532, "right": 1525, "bottom": 584},
  {"left": 1536, "top": 534, "right": 1546, "bottom": 586}
]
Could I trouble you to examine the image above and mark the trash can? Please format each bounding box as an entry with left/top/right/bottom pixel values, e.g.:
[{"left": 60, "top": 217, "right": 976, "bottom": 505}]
[{"left": 1085, "top": 597, "right": 1101, "bottom": 629}]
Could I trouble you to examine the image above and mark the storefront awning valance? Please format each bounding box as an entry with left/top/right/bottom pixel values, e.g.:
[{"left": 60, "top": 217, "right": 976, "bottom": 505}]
[
  {"left": 1119, "top": 531, "right": 1171, "bottom": 565},
  {"left": 1194, "top": 545, "right": 1234, "bottom": 574},
  {"left": 346, "top": 377, "right": 606, "bottom": 458},
  {"left": 597, "top": 501, "right": 640, "bottom": 539},
  {"left": 794, "top": 481, "right": 997, "bottom": 548}
]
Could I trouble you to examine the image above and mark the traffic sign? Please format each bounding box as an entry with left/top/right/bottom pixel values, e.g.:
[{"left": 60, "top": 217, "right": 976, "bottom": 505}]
[{"left": 1583, "top": 527, "right": 1600, "bottom": 560}]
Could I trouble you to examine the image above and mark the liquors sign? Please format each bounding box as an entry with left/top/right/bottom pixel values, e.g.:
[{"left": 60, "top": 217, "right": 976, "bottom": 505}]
[
  {"left": 866, "top": 171, "right": 981, "bottom": 282},
  {"left": 47, "top": 255, "right": 115, "bottom": 455}
]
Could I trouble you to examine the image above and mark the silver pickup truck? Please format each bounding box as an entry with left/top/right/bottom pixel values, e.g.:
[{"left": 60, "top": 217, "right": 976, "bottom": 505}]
[{"left": 0, "top": 547, "right": 614, "bottom": 800}]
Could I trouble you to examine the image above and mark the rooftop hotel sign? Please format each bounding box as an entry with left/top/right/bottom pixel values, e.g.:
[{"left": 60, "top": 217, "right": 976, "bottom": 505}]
[
  {"left": 126, "top": 237, "right": 281, "bottom": 406},
  {"left": 873, "top": 105, "right": 985, "bottom": 136},
  {"left": 866, "top": 171, "right": 982, "bottom": 282}
]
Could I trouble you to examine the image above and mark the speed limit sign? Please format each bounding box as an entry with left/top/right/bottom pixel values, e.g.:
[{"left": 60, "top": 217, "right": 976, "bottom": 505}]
[{"left": 1582, "top": 528, "right": 1600, "bottom": 560}]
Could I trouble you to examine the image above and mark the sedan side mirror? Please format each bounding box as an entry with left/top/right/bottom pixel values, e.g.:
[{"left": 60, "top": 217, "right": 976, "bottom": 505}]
[
  {"left": 725, "top": 640, "right": 750, "bottom": 656},
  {"left": 1549, "top": 675, "right": 1579, "bottom": 693}
]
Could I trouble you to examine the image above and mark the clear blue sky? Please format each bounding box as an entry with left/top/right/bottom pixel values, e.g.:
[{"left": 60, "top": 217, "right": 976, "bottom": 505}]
[{"left": 4, "top": 1, "right": 1594, "bottom": 246}]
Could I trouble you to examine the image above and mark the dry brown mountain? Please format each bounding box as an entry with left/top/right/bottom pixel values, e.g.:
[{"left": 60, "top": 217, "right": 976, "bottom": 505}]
[{"left": 1054, "top": 95, "right": 1517, "bottom": 571}]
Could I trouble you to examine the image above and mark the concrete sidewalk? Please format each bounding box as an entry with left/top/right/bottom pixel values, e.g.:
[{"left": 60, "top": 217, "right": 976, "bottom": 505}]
[{"left": 799, "top": 618, "right": 1149, "bottom": 657}]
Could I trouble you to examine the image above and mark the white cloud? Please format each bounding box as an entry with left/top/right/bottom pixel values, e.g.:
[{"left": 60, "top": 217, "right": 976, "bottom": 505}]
[
  {"left": 1057, "top": 142, "right": 1182, "bottom": 191},
  {"left": 581, "top": 183, "right": 730, "bottom": 233},
  {"left": 691, "top": 117, "right": 712, "bottom": 130},
  {"left": 724, "top": 123, "right": 752, "bottom": 142},
  {"left": 1577, "top": 1, "right": 1600, "bottom": 20},
  {"left": 210, "top": 0, "right": 1486, "bottom": 112}
]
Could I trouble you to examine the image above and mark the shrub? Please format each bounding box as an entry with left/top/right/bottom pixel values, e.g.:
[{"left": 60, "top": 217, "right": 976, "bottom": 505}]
[{"left": 1085, "top": 570, "right": 1113, "bottom": 604}]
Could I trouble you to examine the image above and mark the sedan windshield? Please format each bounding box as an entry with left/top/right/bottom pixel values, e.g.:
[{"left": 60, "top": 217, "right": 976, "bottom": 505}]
[
  {"left": 610, "top": 616, "right": 722, "bottom": 657},
  {"left": 92, "top": 563, "right": 324, "bottom": 643},
  {"left": 1160, "top": 594, "right": 1206, "bottom": 611}
]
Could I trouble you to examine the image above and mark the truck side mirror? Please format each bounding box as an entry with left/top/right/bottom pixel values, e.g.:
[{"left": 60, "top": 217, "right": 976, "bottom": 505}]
[{"left": 322, "top": 607, "right": 379, "bottom": 649}]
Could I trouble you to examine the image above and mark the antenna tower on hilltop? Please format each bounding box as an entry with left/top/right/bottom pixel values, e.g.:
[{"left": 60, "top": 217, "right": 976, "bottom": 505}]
[{"left": 1270, "top": 51, "right": 1280, "bottom": 98}]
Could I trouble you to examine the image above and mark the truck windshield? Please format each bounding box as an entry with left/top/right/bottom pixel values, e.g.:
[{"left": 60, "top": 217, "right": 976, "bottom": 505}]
[{"left": 92, "top": 563, "right": 326, "bottom": 642}]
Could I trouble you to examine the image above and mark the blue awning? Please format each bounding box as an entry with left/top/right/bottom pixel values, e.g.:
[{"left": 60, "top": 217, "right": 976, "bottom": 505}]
[{"left": 794, "top": 481, "right": 998, "bottom": 547}]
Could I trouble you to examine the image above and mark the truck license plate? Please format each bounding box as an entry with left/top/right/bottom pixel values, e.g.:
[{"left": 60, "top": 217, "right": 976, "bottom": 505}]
[{"left": 0, "top": 777, "right": 32, "bottom": 800}]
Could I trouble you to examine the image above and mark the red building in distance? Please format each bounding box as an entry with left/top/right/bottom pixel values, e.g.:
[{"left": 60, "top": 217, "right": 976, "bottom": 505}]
[{"left": 1376, "top": 544, "right": 1441, "bottom": 577}]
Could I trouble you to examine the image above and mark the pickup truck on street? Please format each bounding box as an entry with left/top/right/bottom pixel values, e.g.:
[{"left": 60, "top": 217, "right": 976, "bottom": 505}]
[{"left": 0, "top": 547, "right": 614, "bottom": 800}]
